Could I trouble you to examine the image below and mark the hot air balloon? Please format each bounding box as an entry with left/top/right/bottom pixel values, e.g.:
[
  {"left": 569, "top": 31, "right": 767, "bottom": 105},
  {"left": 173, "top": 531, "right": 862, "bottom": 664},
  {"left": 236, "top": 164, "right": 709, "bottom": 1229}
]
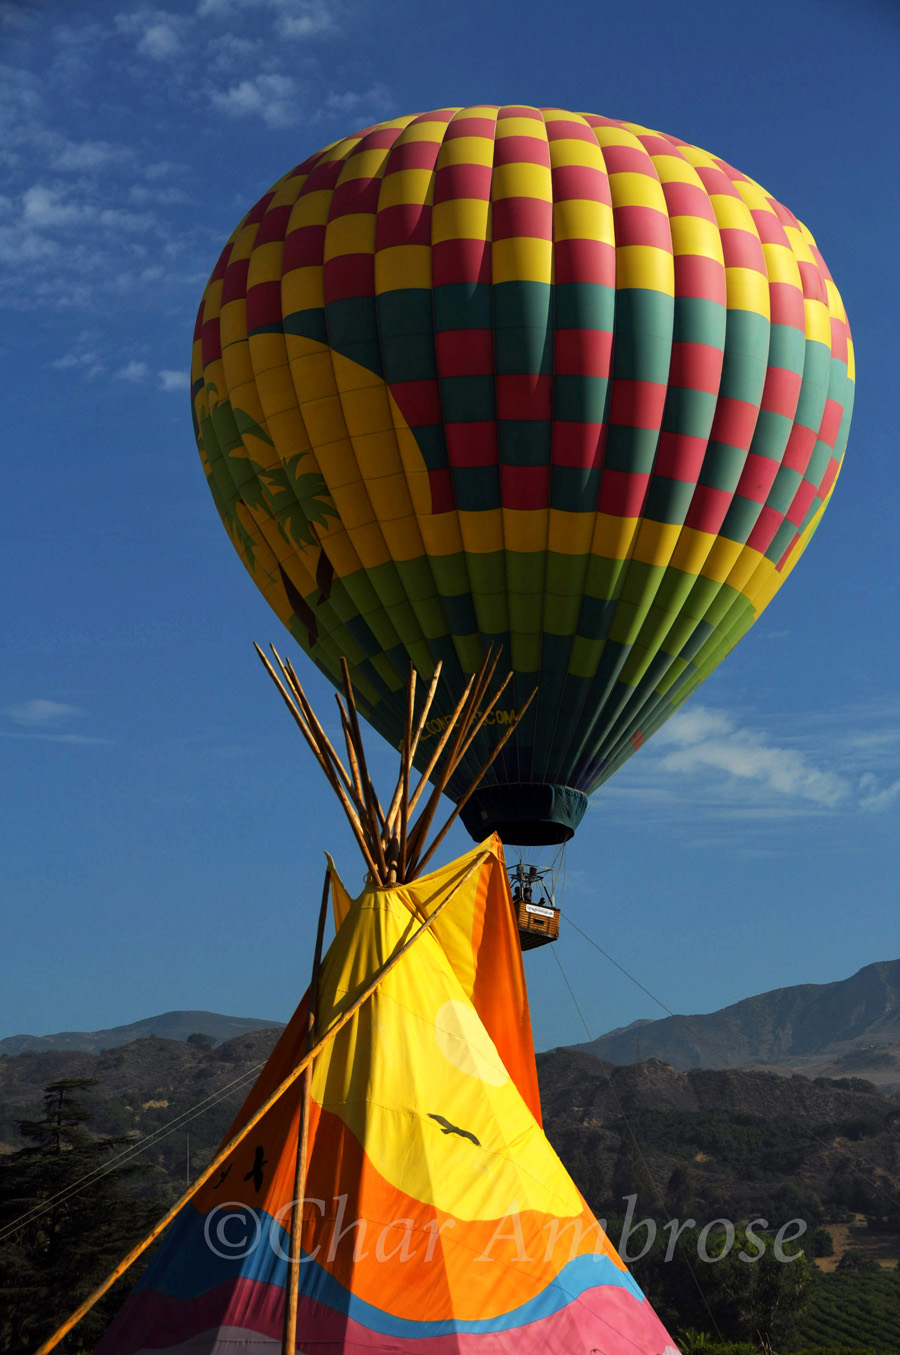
[{"left": 191, "top": 105, "right": 853, "bottom": 846}]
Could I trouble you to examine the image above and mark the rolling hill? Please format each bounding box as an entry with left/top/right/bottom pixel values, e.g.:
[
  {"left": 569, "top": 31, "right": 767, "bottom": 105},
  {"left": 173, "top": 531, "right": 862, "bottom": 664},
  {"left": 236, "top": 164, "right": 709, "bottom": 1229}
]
[
  {"left": 570, "top": 959, "right": 900, "bottom": 1089},
  {"left": 0, "top": 1009, "right": 284, "bottom": 1057}
]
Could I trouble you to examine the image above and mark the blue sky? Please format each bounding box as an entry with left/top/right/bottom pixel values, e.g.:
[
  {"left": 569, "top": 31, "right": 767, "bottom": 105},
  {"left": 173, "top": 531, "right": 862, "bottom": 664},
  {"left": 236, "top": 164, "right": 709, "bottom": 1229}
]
[{"left": 1, "top": 0, "right": 898, "bottom": 1053}]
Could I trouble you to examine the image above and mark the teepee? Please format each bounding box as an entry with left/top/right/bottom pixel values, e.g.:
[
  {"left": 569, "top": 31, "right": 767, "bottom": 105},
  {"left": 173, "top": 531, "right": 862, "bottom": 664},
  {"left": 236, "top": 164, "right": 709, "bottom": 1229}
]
[{"left": 41, "top": 651, "right": 677, "bottom": 1355}]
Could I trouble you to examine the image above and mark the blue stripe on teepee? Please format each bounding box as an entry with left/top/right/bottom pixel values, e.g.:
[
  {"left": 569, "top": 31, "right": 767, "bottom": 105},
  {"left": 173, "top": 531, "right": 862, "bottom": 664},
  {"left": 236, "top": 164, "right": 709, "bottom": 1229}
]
[{"left": 135, "top": 1206, "right": 646, "bottom": 1338}]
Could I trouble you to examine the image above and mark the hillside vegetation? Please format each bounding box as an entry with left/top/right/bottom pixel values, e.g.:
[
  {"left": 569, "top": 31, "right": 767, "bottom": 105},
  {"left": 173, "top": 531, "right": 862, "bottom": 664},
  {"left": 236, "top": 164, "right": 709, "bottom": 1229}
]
[{"left": 1, "top": 1034, "right": 899, "bottom": 1349}]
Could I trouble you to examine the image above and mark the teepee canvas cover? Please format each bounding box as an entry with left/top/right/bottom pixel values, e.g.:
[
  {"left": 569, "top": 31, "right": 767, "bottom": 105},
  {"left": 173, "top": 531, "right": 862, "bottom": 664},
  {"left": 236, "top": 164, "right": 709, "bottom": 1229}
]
[{"left": 97, "top": 839, "right": 675, "bottom": 1354}]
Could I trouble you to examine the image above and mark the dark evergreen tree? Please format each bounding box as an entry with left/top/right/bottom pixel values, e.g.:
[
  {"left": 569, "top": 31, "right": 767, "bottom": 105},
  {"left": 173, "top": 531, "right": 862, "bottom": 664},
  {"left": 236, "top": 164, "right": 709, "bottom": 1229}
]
[
  {"left": 0, "top": 1078, "right": 159, "bottom": 1354},
  {"left": 666, "top": 1163, "right": 695, "bottom": 1216},
  {"left": 611, "top": 1139, "right": 661, "bottom": 1216},
  {"left": 811, "top": 1226, "right": 835, "bottom": 1257},
  {"left": 186, "top": 1032, "right": 216, "bottom": 1050},
  {"left": 699, "top": 1226, "right": 809, "bottom": 1344}
]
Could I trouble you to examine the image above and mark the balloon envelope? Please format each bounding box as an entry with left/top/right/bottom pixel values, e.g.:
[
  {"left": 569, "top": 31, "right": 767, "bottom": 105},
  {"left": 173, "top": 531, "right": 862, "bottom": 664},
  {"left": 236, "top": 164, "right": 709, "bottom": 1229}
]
[{"left": 192, "top": 106, "right": 853, "bottom": 844}]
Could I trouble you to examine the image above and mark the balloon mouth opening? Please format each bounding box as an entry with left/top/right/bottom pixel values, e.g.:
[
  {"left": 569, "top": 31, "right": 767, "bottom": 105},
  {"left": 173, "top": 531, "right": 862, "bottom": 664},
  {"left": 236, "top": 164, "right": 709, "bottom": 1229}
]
[{"left": 460, "top": 784, "right": 588, "bottom": 847}]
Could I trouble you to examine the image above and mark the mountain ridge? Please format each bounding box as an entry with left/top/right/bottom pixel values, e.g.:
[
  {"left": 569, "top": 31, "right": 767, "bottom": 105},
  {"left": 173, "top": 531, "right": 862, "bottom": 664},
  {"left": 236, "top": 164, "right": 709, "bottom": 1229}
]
[
  {"left": 570, "top": 958, "right": 900, "bottom": 1087},
  {"left": 0, "top": 1009, "right": 285, "bottom": 1057}
]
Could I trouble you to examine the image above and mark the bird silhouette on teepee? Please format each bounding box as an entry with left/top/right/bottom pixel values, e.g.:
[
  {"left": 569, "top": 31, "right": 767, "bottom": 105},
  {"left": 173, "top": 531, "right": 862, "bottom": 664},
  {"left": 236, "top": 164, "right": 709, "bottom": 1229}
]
[{"left": 40, "top": 649, "right": 678, "bottom": 1355}]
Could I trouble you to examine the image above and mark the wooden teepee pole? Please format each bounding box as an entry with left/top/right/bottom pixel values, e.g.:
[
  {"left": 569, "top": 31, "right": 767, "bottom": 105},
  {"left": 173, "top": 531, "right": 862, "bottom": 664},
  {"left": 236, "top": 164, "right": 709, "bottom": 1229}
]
[
  {"left": 383, "top": 661, "right": 441, "bottom": 837},
  {"left": 33, "top": 851, "right": 488, "bottom": 1355},
  {"left": 338, "top": 657, "right": 385, "bottom": 845},
  {"left": 254, "top": 646, "right": 381, "bottom": 879},
  {"left": 402, "top": 667, "right": 484, "bottom": 863},
  {"left": 404, "top": 669, "right": 476, "bottom": 821},
  {"left": 397, "top": 665, "right": 416, "bottom": 881},
  {"left": 282, "top": 865, "right": 331, "bottom": 1355},
  {"left": 277, "top": 651, "right": 357, "bottom": 803},
  {"left": 405, "top": 663, "right": 511, "bottom": 867},
  {"left": 412, "top": 685, "right": 537, "bottom": 876}
]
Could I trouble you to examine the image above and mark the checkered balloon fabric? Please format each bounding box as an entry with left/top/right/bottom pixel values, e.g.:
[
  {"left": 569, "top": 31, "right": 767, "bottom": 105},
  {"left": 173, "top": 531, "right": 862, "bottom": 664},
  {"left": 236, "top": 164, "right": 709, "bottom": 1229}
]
[{"left": 192, "top": 105, "right": 853, "bottom": 843}]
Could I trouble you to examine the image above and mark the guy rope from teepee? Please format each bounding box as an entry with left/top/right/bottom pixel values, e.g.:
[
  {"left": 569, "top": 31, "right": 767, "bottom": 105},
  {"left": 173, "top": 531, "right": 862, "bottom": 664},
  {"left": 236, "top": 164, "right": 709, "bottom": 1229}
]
[{"left": 35, "top": 648, "right": 535, "bottom": 1355}]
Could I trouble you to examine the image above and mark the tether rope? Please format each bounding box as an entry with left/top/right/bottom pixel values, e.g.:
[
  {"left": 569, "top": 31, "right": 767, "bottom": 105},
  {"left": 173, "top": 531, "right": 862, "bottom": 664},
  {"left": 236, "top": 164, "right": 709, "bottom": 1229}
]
[
  {"left": 0, "top": 1052, "right": 271, "bottom": 1244},
  {"left": 556, "top": 910, "right": 900, "bottom": 1216},
  {"left": 551, "top": 945, "right": 726, "bottom": 1341}
]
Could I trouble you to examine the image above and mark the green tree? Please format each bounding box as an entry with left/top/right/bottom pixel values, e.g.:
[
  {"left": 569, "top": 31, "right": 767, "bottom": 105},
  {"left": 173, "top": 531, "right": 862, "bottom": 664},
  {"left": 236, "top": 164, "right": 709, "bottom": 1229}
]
[
  {"left": 701, "top": 1225, "right": 809, "bottom": 1345},
  {"left": 835, "top": 1249, "right": 880, "bottom": 1272},
  {"left": 631, "top": 1223, "right": 809, "bottom": 1344},
  {"left": 186, "top": 1031, "right": 216, "bottom": 1050},
  {"left": 666, "top": 1163, "right": 695, "bottom": 1215},
  {"left": 0, "top": 1079, "right": 158, "bottom": 1354}
]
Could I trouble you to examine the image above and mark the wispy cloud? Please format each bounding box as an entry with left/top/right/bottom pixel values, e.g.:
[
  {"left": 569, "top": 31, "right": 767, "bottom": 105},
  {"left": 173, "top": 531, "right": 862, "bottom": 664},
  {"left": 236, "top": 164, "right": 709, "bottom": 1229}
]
[
  {"left": 858, "top": 774, "right": 900, "bottom": 812},
  {"left": 159, "top": 369, "right": 189, "bottom": 391},
  {"left": 116, "top": 359, "right": 150, "bottom": 382},
  {"left": 0, "top": 731, "right": 112, "bottom": 745},
  {"left": 49, "top": 140, "right": 131, "bottom": 172},
  {"left": 598, "top": 700, "right": 900, "bottom": 830},
  {"left": 275, "top": 1, "right": 338, "bottom": 39},
  {"left": 4, "top": 699, "right": 86, "bottom": 727},
  {"left": 139, "top": 21, "right": 182, "bottom": 58},
  {"left": 1, "top": 0, "right": 387, "bottom": 358},
  {"left": 1, "top": 698, "right": 111, "bottom": 745},
  {"left": 209, "top": 72, "right": 298, "bottom": 126},
  {"left": 657, "top": 707, "right": 849, "bottom": 808},
  {"left": 22, "top": 183, "right": 83, "bottom": 227},
  {"left": 50, "top": 334, "right": 106, "bottom": 378},
  {"left": 115, "top": 8, "right": 186, "bottom": 60},
  {"left": 323, "top": 82, "right": 393, "bottom": 119},
  {"left": 196, "top": 0, "right": 340, "bottom": 37},
  {"left": 1, "top": 3, "right": 34, "bottom": 32},
  {"left": 206, "top": 32, "right": 263, "bottom": 75}
]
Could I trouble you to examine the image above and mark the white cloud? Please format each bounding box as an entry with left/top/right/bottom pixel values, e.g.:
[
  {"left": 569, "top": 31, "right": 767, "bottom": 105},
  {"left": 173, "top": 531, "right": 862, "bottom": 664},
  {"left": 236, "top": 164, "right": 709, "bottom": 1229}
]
[
  {"left": 142, "top": 160, "right": 184, "bottom": 180},
  {"left": 858, "top": 774, "right": 900, "bottom": 813},
  {"left": 138, "top": 21, "right": 181, "bottom": 58},
  {"left": 601, "top": 701, "right": 900, "bottom": 825},
  {"left": 116, "top": 359, "right": 150, "bottom": 382},
  {"left": 209, "top": 73, "right": 297, "bottom": 127},
  {"left": 207, "top": 32, "right": 262, "bottom": 74},
  {"left": 1, "top": 3, "right": 34, "bottom": 32},
  {"left": 0, "top": 225, "right": 58, "bottom": 265},
  {"left": 659, "top": 726, "right": 849, "bottom": 808},
  {"left": 0, "top": 61, "right": 44, "bottom": 133},
  {"left": 657, "top": 706, "right": 734, "bottom": 748},
  {"left": 22, "top": 184, "right": 82, "bottom": 227},
  {"left": 276, "top": 2, "right": 337, "bottom": 39},
  {"left": 96, "top": 205, "right": 150, "bottom": 231},
  {"left": 128, "top": 183, "right": 191, "bottom": 206},
  {"left": 0, "top": 731, "right": 112, "bottom": 745},
  {"left": 16, "top": 184, "right": 148, "bottom": 238},
  {"left": 5, "top": 699, "right": 85, "bottom": 727},
  {"left": 50, "top": 140, "right": 130, "bottom": 172},
  {"left": 115, "top": 9, "right": 186, "bottom": 60},
  {"left": 323, "top": 82, "right": 393, "bottom": 118},
  {"left": 51, "top": 348, "right": 105, "bottom": 377},
  {"left": 159, "top": 369, "right": 189, "bottom": 391},
  {"left": 196, "top": 0, "right": 339, "bottom": 34},
  {"left": 49, "top": 21, "right": 109, "bottom": 82}
]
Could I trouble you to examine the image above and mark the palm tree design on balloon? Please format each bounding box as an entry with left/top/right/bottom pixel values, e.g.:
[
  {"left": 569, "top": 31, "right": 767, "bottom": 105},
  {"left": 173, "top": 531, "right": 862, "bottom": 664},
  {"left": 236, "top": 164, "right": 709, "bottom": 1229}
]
[{"left": 195, "top": 384, "right": 340, "bottom": 575}]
